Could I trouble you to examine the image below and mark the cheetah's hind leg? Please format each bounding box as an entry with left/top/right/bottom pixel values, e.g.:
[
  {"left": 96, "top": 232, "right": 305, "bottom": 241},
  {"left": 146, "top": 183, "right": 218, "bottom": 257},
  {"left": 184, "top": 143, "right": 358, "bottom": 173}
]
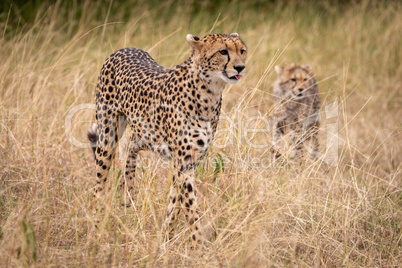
[{"left": 120, "top": 133, "right": 140, "bottom": 207}]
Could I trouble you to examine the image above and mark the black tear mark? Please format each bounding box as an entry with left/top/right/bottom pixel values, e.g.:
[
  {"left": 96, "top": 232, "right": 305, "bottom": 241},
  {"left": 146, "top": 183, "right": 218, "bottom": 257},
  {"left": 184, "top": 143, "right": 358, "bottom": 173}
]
[{"left": 223, "top": 46, "right": 230, "bottom": 74}]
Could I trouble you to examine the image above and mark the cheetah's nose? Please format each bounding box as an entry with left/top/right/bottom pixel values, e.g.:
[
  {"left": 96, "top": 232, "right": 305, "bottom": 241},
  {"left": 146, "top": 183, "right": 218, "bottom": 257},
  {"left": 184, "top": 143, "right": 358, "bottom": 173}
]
[{"left": 234, "top": 65, "right": 245, "bottom": 73}]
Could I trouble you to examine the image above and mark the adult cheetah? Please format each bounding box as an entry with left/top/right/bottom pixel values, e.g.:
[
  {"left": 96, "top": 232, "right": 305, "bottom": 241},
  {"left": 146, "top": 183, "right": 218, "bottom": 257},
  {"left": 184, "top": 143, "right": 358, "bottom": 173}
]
[{"left": 87, "top": 33, "right": 247, "bottom": 246}]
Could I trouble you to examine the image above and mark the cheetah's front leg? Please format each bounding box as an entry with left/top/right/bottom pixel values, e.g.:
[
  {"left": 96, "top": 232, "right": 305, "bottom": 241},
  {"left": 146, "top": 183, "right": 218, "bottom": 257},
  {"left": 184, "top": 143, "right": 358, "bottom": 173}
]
[
  {"left": 165, "top": 120, "right": 212, "bottom": 247},
  {"left": 165, "top": 174, "right": 181, "bottom": 240},
  {"left": 178, "top": 166, "right": 204, "bottom": 248},
  {"left": 165, "top": 165, "right": 204, "bottom": 248}
]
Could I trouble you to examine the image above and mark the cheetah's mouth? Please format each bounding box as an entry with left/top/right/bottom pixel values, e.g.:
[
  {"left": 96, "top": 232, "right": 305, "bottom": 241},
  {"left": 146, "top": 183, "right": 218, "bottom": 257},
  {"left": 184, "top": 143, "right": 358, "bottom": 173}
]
[
  {"left": 222, "top": 71, "right": 243, "bottom": 83},
  {"left": 229, "top": 75, "right": 242, "bottom": 80},
  {"left": 291, "top": 92, "right": 305, "bottom": 99}
]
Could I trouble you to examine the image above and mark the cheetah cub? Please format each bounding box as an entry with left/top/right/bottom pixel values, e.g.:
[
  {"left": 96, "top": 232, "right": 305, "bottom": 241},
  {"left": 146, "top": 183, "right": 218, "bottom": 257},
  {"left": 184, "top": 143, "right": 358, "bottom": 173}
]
[
  {"left": 87, "top": 33, "right": 247, "bottom": 247},
  {"left": 272, "top": 64, "right": 320, "bottom": 161}
]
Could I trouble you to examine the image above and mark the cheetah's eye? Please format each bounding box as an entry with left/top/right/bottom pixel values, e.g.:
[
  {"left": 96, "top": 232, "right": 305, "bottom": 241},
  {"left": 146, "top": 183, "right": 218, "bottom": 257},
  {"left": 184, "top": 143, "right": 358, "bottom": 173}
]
[
  {"left": 240, "top": 49, "right": 246, "bottom": 55},
  {"left": 290, "top": 78, "right": 297, "bottom": 82},
  {"left": 303, "top": 78, "right": 308, "bottom": 81},
  {"left": 219, "top": 50, "right": 228, "bottom": 55}
]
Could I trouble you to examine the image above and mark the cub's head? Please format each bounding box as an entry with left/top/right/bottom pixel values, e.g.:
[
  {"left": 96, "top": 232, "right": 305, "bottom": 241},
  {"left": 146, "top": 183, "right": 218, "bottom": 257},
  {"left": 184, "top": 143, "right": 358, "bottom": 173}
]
[
  {"left": 186, "top": 33, "right": 247, "bottom": 84},
  {"left": 275, "top": 64, "right": 315, "bottom": 100}
]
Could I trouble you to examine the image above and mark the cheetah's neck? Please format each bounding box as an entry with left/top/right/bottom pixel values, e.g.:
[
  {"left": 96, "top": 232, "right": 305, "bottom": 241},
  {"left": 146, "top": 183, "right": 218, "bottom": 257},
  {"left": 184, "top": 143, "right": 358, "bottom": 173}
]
[{"left": 175, "top": 58, "right": 226, "bottom": 118}]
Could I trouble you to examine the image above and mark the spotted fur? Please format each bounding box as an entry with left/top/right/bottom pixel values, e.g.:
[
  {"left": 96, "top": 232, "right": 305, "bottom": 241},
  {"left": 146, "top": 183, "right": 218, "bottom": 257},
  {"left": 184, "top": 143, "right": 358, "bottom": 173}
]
[
  {"left": 273, "top": 64, "right": 320, "bottom": 160},
  {"left": 88, "top": 33, "right": 247, "bottom": 247}
]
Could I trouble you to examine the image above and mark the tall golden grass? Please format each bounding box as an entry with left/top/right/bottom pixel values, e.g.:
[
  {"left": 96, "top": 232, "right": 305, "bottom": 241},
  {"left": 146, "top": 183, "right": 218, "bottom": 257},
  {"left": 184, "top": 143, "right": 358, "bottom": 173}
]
[{"left": 0, "top": 1, "right": 401, "bottom": 266}]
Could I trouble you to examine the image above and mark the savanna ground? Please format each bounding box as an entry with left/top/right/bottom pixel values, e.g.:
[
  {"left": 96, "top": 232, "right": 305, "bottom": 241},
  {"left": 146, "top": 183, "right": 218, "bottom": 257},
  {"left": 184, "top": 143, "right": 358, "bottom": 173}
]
[{"left": 0, "top": 0, "right": 401, "bottom": 266}]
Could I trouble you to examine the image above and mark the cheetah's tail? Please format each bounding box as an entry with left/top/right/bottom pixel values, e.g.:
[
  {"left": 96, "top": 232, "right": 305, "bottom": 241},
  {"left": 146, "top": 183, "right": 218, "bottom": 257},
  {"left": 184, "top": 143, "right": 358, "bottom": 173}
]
[{"left": 87, "top": 123, "right": 98, "bottom": 160}]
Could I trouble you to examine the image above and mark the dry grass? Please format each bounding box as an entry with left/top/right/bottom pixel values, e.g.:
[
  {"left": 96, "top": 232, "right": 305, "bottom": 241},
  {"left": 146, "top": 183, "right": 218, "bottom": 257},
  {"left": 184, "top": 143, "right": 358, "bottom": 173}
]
[{"left": 0, "top": 0, "right": 401, "bottom": 266}]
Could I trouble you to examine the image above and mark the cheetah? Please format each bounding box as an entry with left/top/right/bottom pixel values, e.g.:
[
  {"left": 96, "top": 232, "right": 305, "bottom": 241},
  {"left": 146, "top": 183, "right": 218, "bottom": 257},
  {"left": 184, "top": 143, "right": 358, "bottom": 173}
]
[
  {"left": 87, "top": 33, "right": 247, "bottom": 247},
  {"left": 272, "top": 64, "right": 320, "bottom": 160}
]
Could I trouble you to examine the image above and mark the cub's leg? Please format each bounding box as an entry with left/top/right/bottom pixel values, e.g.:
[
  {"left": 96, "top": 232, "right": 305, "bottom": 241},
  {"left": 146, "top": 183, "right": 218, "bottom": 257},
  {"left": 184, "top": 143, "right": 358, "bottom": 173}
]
[
  {"left": 304, "top": 122, "right": 320, "bottom": 159},
  {"left": 273, "top": 117, "right": 286, "bottom": 158},
  {"left": 288, "top": 117, "right": 304, "bottom": 161}
]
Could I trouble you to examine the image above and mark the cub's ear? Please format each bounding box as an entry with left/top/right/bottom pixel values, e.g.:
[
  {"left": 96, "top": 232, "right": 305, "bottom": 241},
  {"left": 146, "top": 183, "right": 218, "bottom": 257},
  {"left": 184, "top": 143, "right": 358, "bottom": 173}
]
[
  {"left": 230, "top": 33, "right": 239, "bottom": 37},
  {"left": 186, "top": 34, "right": 202, "bottom": 51},
  {"left": 275, "top": 66, "right": 283, "bottom": 75},
  {"left": 303, "top": 65, "right": 312, "bottom": 72}
]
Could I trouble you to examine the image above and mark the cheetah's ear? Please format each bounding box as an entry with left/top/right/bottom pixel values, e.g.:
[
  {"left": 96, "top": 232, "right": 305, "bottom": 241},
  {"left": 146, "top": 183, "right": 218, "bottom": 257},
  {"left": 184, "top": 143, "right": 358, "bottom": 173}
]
[
  {"left": 275, "top": 66, "right": 283, "bottom": 76},
  {"left": 230, "top": 33, "right": 239, "bottom": 37},
  {"left": 303, "top": 65, "right": 312, "bottom": 72},
  {"left": 186, "top": 34, "right": 202, "bottom": 51}
]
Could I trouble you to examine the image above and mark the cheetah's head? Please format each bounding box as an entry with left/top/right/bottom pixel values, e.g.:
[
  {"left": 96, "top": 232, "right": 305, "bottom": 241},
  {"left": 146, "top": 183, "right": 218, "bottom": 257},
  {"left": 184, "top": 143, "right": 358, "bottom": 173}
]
[
  {"left": 275, "top": 64, "right": 316, "bottom": 100},
  {"left": 186, "top": 33, "right": 247, "bottom": 85}
]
